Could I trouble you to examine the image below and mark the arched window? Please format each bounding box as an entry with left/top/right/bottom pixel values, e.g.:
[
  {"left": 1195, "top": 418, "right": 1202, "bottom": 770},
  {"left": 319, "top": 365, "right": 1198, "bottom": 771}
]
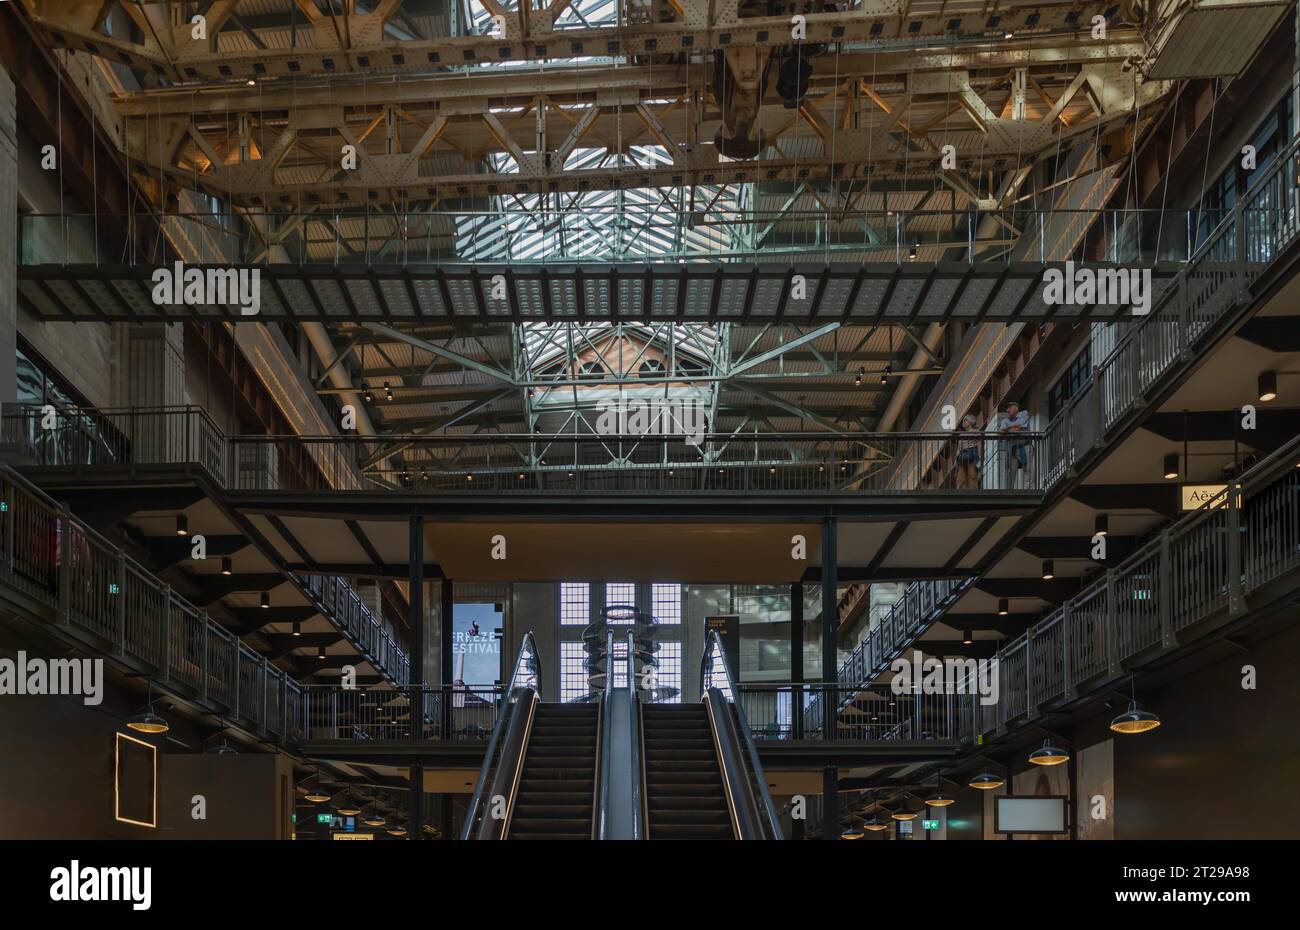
[
  {"left": 578, "top": 360, "right": 606, "bottom": 379},
  {"left": 637, "top": 358, "right": 667, "bottom": 378}
]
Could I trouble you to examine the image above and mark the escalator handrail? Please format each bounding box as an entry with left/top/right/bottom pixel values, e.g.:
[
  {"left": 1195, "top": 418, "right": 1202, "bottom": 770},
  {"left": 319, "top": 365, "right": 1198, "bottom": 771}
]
[
  {"left": 477, "top": 688, "right": 538, "bottom": 840},
  {"left": 701, "top": 630, "right": 785, "bottom": 840},
  {"left": 626, "top": 629, "right": 646, "bottom": 840},
  {"left": 460, "top": 631, "right": 540, "bottom": 840},
  {"left": 593, "top": 629, "right": 613, "bottom": 838}
]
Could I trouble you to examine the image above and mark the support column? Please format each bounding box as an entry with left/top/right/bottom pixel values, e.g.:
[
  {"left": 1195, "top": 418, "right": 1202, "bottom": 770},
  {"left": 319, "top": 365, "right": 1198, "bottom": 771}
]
[
  {"left": 441, "top": 579, "right": 454, "bottom": 687},
  {"left": 0, "top": 67, "right": 16, "bottom": 405},
  {"left": 790, "top": 582, "right": 805, "bottom": 840},
  {"left": 820, "top": 517, "right": 839, "bottom": 840},
  {"left": 822, "top": 764, "right": 839, "bottom": 841},
  {"left": 408, "top": 515, "right": 424, "bottom": 839}
]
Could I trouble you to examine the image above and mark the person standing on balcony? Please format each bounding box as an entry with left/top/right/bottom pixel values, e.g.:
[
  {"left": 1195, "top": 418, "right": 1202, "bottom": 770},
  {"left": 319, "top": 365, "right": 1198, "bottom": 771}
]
[
  {"left": 956, "top": 414, "right": 981, "bottom": 489},
  {"left": 999, "top": 401, "right": 1031, "bottom": 488}
]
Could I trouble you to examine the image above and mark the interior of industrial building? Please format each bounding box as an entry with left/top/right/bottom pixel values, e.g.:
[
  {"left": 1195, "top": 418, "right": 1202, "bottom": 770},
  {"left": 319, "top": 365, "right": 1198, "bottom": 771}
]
[{"left": 0, "top": 0, "right": 1296, "bottom": 873}]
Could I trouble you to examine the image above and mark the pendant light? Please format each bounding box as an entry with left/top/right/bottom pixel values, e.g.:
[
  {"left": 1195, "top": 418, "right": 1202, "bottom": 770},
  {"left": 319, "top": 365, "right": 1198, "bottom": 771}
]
[
  {"left": 841, "top": 818, "right": 865, "bottom": 840},
  {"left": 863, "top": 812, "right": 891, "bottom": 832},
  {"left": 220, "top": 557, "right": 232, "bottom": 576},
  {"left": 1162, "top": 452, "right": 1180, "bottom": 480},
  {"left": 387, "top": 825, "right": 408, "bottom": 837},
  {"left": 127, "top": 681, "right": 169, "bottom": 734},
  {"left": 969, "top": 772, "right": 1004, "bottom": 790},
  {"left": 336, "top": 793, "right": 362, "bottom": 817},
  {"left": 362, "top": 807, "right": 386, "bottom": 828},
  {"left": 1110, "top": 676, "right": 1162, "bottom": 734},
  {"left": 1028, "top": 739, "right": 1070, "bottom": 765},
  {"left": 926, "top": 770, "right": 954, "bottom": 807},
  {"left": 891, "top": 793, "right": 919, "bottom": 821},
  {"left": 1094, "top": 513, "right": 1109, "bottom": 537},
  {"left": 175, "top": 514, "right": 188, "bottom": 536},
  {"left": 1041, "top": 560, "right": 1055, "bottom": 580},
  {"left": 1110, "top": 701, "right": 1162, "bottom": 734},
  {"left": 997, "top": 598, "right": 1009, "bottom": 617},
  {"left": 260, "top": 592, "right": 270, "bottom": 609},
  {"left": 304, "top": 775, "right": 331, "bottom": 804}
]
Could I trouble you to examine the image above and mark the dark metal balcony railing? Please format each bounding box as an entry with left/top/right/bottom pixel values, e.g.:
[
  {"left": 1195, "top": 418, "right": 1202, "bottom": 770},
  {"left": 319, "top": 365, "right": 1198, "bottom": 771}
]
[
  {"left": 299, "top": 684, "right": 503, "bottom": 743},
  {"left": 1, "top": 406, "right": 1048, "bottom": 496},
  {"left": 949, "top": 434, "right": 1300, "bottom": 742},
  {"left": 0, "top": 464, "right": 303, "bottom": 743},
  {"left": 19, "top": 208, "right": 1211, "bottom": 267},
  {"left": 737, "top": 683, "right": 962, "bottom": 743}
]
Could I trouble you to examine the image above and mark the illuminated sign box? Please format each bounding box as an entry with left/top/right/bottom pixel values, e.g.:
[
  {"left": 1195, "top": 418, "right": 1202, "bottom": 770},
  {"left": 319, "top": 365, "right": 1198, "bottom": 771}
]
[
  {"left": 333, "top": 833, "right": 374, "bottom": 840},
  {"left": 1180, "top": 484, "right": 1228, "bottom": 511}
]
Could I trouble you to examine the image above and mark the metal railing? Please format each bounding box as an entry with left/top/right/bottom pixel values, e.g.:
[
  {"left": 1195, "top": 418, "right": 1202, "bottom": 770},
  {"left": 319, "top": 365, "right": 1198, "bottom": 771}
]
[
  {"left": 701, "top": 630, "right": 783, "bottom": 839},
  {"left": 951, "top": 433, "right": 1300, "bottom": 742},
  {"left": 461, "top": 632, "right": 540, "bottom": 840},
  {"left": 0, "top": 463, "right": 303, "bottom": 743},
  {"left": 831, "top": 577, "right": 972, "bottom": 690},
  {"left": 0, "top": 404, "right": 410, "bottom": 686},
  {"left": 3, "top": 407, "right": 1049, "bottom": 496},
  {"left": 739, "top": 683, "right": 963, "bottom": 743},
  {"left": 1041, "top": 131, "right": 1300, "bottom": 490},
  {"left": 19, "top": 208, "right": 1213, "bottom": 267},
  {"left": 296, "top": 574, "right": 409, "bottom": 688},
  {"left": 299, "top": 684, "right": 502, "bottom": 742}
]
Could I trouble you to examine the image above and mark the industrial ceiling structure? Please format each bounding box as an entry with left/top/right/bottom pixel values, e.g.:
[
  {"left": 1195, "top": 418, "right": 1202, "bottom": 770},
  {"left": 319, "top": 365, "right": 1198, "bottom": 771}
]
[{"left": 14, "top": 0, "right": 1290, "bottom": 480}]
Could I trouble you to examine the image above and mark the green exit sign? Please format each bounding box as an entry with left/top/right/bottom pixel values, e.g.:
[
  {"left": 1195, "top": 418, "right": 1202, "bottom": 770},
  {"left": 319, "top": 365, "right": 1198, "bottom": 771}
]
[
  {"left": 316, "top": 813, "right": 334, "bottom": 824},
  {"left": 923, "top": 820, "right": 939, "bottom": 830}
]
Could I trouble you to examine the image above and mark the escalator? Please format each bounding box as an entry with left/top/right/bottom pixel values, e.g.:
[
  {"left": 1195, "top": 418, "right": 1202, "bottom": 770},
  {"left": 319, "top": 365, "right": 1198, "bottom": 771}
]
[
  {"left": 464, "top": 629, "right": 780, "bottom": 840},
  {"left": 508, "top": 702, "right": 599, "bottom": 839},
  {"left": 642, "top": 703, "right": 734, "bottom": 839}
]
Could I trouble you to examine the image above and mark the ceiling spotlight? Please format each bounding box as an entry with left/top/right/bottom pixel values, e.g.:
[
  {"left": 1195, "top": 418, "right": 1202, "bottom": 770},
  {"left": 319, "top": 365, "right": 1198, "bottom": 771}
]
[
  {"left": 317, "top": 646, "right": 327, "bottom": 660},
  {"left": 292, "top": 621, "right": 301, "bottom": 637},
  {"left": 969, "top": 772, "right": 1004, "bottom": 790},
  {"left": 1110, "top": 699, "right": 1162, "bottom": 734},
  {"left": 260, "top": 592, "right": 270, "bottom": 609},
  {"left": 1094, "top": 513, "right": 1109, "bottom": 537},
  {"left": 855, "top": 366, "right": 864, "bottom": 386},
  {"left": 962, "top": 630, "right": 973, "bottom": 645},
  {"left": 209, "top": 737, "right": 237, "bottom": 755},
  {"left": 175, "top": 514, "right": 188, "bottom": 536},
  {"left": 246, "top": 77, "right": 257, "bottom": 86},
  {"left": 908, "top": 241, "right": 918, "bottom": 260},
  {"left": 384, "top": 381, "right": 394, "bottom": 401},
  {"left": 1258, "top": 369, "right": 1278, "bottom": 402},
  {"left": 1004, "top": 30, "right": 1014, "bottom": 39},
  {"left": 363, "top": 389, "right": 373, "bottom": 403},
  {"left": 997, "top": 598, "right": 1009, "bottom": 617},
  {"left": 527, "top": 386, "right": 536, "bottom": 398},
  {"left": 1041, "top": 560, "right": 1055, "bottom": 580},
  {"left": 1028, "top": 739, "right": 1070, "bottom": 766},
  {"left": 221, "top": 557, "right": 232, "bottom": 576},
  {"left": 881, "top": 364, "right": 891, "bottom": 385},
  {"left": 1162, "top": 452, "right": 1180, "bottom": 480}
]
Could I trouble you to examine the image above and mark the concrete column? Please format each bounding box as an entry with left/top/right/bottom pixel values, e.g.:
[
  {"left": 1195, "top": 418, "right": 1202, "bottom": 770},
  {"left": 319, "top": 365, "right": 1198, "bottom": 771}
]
[{"left": 0, "top": 67, "right": 16, "bottom": 405}]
